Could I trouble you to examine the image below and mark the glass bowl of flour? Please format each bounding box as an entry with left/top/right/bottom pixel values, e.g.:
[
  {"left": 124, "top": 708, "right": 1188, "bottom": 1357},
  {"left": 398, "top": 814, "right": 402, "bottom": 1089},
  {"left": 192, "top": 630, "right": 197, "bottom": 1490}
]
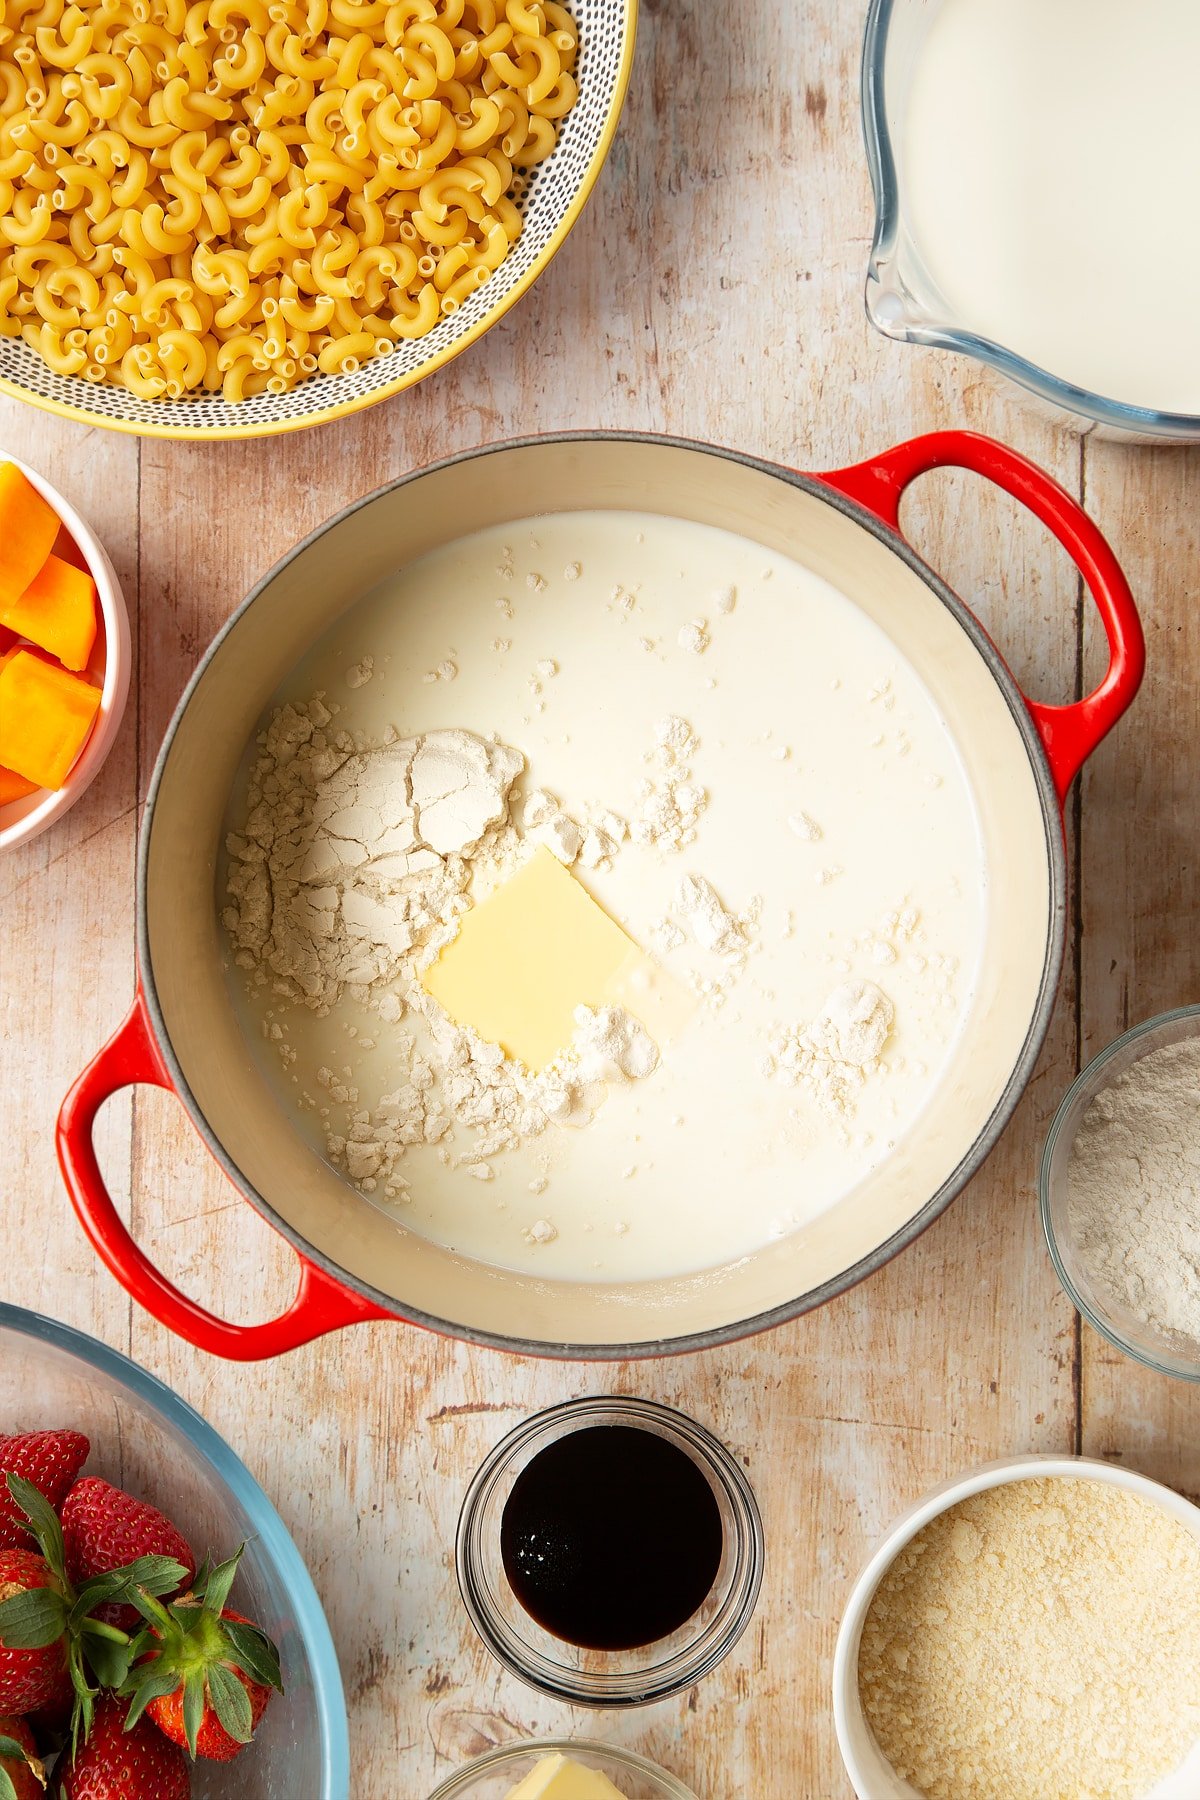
[{"left": 1041, "top": 1006, "right": 1200, "bottom": 1381}]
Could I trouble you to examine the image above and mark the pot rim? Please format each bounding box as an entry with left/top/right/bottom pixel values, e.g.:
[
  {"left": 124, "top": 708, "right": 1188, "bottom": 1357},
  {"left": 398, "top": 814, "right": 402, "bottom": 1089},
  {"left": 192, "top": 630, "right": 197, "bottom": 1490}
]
[{"left": 136, "top": 430, "right": 1065, "bottom": 1359}]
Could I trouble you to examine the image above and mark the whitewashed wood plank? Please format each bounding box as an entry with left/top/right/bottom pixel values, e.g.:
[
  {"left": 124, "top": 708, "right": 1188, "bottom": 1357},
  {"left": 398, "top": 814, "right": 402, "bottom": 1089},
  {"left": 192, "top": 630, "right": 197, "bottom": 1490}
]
[{"left": 1078, "top": 440, "right": 1200, "bottom": 1504}]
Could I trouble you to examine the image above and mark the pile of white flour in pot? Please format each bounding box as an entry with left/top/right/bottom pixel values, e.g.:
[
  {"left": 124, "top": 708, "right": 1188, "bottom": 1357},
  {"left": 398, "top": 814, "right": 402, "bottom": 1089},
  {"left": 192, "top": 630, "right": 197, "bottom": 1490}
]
[
  {"left": 217, "top": 509, "right": 987, "bottom": 1280},
  {"left": 1067, "top": 1035, "right": 1200, "bottom": 1347},
  {"left": 224, "top": 704, "right": 661, "bottom": 1226}
]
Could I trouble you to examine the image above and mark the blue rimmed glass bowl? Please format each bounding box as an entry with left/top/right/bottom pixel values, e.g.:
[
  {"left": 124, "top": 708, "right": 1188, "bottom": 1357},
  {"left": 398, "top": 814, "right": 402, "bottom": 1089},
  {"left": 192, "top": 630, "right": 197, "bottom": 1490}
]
[
  {"left": 0, "top": 1302, "right": 349, "bottom": 1797},
  {"left": 861, "top": 0, "right": 1200, "bottom": 441}
]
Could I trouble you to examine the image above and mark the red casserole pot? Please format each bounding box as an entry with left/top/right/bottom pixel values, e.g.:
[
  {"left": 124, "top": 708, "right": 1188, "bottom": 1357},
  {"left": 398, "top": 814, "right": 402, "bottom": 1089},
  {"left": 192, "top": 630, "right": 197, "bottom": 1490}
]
[{"left": 57, "top": 431, "right": 1143, "bottom": 1361}]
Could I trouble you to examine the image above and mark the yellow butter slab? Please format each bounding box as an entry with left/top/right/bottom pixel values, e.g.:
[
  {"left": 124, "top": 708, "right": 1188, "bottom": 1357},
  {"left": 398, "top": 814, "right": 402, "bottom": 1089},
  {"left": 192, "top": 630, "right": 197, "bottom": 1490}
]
[
  {"left": 422, "top": 848, "right": 645, "bottom": 1072},
  {"left": 504, "top": 1752, "right": 629, "bottom": 1800}
]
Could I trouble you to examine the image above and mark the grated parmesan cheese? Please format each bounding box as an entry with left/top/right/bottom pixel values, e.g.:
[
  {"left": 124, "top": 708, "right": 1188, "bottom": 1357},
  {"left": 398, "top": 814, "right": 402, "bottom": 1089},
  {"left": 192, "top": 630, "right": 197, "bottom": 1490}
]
[{"left": 858, "top": 1477, "right": 1200, "bottom": 1800}]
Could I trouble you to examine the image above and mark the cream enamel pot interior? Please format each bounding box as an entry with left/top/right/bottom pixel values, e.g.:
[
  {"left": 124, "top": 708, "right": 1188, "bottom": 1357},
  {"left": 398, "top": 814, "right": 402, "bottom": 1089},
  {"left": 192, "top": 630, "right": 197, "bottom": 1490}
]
[{"left": 56, "top": 432, "right": 1144, "bottom": 1361}]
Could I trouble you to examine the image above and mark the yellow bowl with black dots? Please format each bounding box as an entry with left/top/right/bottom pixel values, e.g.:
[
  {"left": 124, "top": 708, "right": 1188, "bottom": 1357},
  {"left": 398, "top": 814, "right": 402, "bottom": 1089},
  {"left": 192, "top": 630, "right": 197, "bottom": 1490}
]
[{"left": 0, "top": 2, "right": 636, "bottom": 441}]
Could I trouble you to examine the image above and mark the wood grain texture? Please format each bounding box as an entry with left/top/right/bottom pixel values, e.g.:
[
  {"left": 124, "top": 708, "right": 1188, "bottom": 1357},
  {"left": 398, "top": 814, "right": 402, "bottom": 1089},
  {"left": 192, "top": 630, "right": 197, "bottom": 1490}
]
[
  {"left": 1077, "top": 440, "right": 1200, "bottom": 1504},
  {"left": 0, "top": 0, "right": 1185, "bottom": 1794}
]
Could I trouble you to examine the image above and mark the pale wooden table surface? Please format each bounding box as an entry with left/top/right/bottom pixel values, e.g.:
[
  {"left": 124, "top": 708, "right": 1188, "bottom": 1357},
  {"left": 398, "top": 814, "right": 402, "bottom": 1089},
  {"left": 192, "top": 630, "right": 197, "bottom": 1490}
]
[{"left": 2, "top": 2, "right": 1198, "bottom": 1794}]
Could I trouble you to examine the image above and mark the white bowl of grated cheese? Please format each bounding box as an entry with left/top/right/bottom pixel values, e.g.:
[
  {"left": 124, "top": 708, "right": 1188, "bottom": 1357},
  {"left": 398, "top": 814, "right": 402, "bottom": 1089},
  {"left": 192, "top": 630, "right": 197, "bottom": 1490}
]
[{"left": 832, "top": 1455, "right": 1200, "bottom": 1800}]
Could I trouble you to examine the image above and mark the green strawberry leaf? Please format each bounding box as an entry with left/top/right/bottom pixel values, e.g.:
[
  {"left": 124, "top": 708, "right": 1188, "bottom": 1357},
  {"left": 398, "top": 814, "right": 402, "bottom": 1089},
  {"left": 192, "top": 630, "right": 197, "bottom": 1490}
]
[
  {"left": 198, "top": 1546, "right": 243, "bottom": 1619},
  {"left": 5, "top": 1475, "right": 68, "bottom": 1588},
  {"left": 0, "top": 1582, "right": 67, "bottom": 1647},
  {"left": 207, "top": 1660, "right": 254, "bottom": 1746},
  {"left": 78, "top": 1616, "right": 131, "bottom": 1645},
  {"left": 182, "top": 1668, "right": 207, "bottom": 1759},
  {"left": 120, "top": 1554, "right": 191, "bottom": 1598},
  {"left": 170, "top": 1602, "right": 207, "bottom": 1640},
  {"left": 5, "top": 1477, "right": 67, "bottom": 1579},
  {"left": 66, "top": 1634, "right": 98, "bottom": 1762},
  {"left": 224, "top": 1619, "right": 283, "bottom": 1692},
  {"left": 71, "top": 1554, "right": 189, "bottom": 1629},
  {"left": 120, "top": 1664, "right": 180, "bottom": 1732},
  {"left": 0, "top": 1771, "right": 13, "bottom": 1800},
  {"left": 82, "top": 1627, "right": 137, "bottom": 1690},
  {"left": 125, "top": 1587, "right": 174, "bottom": 1633}
]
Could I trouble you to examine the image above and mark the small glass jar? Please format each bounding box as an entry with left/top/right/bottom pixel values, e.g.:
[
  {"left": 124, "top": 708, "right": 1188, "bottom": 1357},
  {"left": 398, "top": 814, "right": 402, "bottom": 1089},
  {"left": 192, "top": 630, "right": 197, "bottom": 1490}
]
[
  {"left": 1040, "top": 1004, "right": 1200, "bottom": 1382},
  {"left": 455, "top": 1396, "right": 764, "bottom": 1706},
  {"left": 427, "top": 1738, "right": 700, "bottom": 1800}
]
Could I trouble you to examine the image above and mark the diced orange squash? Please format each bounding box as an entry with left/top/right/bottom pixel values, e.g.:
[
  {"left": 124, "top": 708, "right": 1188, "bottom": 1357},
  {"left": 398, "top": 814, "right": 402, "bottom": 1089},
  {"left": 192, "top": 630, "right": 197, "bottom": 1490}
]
[
  {"left": 0, "top": 647, "right": 100, "bottom": 788},
  {"left": 0, "top": 764, "right": 38, "bottom": 805},
  {"left": 1, "top": 553, "right": 98, "bottom": 671},
  {"left": 0, "top": 464, "right": 60, "bottom": 608}
]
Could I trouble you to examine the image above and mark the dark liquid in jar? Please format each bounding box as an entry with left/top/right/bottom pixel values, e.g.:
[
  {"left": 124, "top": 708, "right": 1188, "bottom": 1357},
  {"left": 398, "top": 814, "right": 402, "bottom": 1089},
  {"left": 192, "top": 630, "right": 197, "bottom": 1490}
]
[{"left": 499, "top": 1423, "right": 724, "bottom": 1651}]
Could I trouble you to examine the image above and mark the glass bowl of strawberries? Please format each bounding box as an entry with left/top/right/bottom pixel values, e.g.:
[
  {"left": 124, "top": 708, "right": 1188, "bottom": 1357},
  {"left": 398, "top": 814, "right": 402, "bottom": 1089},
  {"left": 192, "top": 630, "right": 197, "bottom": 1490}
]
[{"left": 0, "top": 1302, "right": 348, "bottom": 1798}]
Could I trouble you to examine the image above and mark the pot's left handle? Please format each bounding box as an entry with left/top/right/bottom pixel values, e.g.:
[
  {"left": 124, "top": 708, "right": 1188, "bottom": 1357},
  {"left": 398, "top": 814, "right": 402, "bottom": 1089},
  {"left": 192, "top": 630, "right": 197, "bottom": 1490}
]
[
  {"left": 57, "top": 994, "right": 396, "bottom": 1360},
  {"left": 816, "top": 430, "right": 1145, "bottom": 808}
]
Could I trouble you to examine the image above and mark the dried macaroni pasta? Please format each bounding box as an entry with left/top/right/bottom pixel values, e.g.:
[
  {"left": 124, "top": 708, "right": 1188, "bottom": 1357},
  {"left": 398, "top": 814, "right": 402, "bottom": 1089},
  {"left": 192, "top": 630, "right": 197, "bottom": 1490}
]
[{"left": 0, "top": 0, "right": 578, "bottom": 401}]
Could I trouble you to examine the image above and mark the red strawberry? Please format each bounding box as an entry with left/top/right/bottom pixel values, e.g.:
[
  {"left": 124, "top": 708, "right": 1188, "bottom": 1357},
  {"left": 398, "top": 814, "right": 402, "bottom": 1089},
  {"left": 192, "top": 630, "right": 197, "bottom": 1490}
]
[
  {"left": 61, "top": 1484, "right": 194, "bottom": 1634},
  {"left": 0, "top": 1714, "right": 45, "bottom": 1800},
  {"left": 54, "top": 1694, "right": 189, "bottom": 1799},
  {"left": 0, "top": 1436, "right": 89, "bottom": 1552},
  {"left": 122, "top": 1550, "right": 281, "bottom": 1763},
  {"left": 145, "top": 1608, "right": 272, "bottom": 1763},
  {"left": 0, "top": 1475, "right": 192, "bottom": 1757},
  {"left": 0, "top": 1550, "right": 67, "bottom": 1714}
]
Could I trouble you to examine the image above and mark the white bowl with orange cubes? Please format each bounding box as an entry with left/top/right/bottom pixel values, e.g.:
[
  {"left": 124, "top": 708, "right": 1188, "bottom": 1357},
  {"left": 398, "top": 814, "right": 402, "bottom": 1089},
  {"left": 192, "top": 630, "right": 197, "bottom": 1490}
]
[{"left": 0, "top": 455, "right": 130, "bottom": 850}]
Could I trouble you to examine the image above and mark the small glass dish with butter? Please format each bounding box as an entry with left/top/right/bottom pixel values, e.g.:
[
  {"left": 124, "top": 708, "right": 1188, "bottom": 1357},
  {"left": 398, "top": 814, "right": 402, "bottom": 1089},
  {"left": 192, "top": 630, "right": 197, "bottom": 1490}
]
[
  {"left": 456, "top": 1396, "right": 763, "bottom": 1707},
  {"left": 427, "top": 1739, "right": 700, "bottom": 1800}
]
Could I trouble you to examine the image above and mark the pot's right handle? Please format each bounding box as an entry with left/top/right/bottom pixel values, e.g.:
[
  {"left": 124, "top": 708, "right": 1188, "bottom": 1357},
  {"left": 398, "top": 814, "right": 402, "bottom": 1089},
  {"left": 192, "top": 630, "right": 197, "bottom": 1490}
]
[
  {"left": 57, "top": 994, "right": 397, "bottom": 1360},
  {"left": 816, "top": 430, "right": 1145, "bottom": 808}
]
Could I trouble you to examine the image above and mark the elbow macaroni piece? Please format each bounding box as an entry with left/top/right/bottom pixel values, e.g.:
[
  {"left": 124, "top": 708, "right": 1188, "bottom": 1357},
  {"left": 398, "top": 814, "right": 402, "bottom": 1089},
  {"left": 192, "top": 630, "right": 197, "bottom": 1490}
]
[{"left": 0, "top": 0, "right": 578, "bottom": 400}]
